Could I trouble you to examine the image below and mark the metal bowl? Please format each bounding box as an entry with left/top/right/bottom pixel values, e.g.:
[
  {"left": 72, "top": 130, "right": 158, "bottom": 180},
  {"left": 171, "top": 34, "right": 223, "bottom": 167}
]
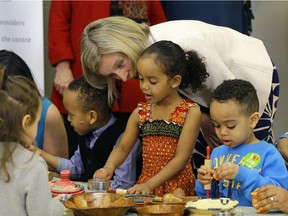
[
  {"left": 137, "top": 204, "right": 186, "bottom": 216},
  {"left": 87, "top": 179, "right": 111, "bottom": 192},
  {"left": 64, "top": 192, "right": 136, "bottom": 216}
]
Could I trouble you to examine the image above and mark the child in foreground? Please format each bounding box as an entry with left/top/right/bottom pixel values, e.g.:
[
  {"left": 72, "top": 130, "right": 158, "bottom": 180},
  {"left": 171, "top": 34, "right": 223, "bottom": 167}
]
[
  {"left": 30, "top": 76, "right": 140, "bottom": 189},
  {"left": 196, "top": 79, "right": 288, "bottom": 206},
  {"left": 94, "top": 40, "right": 209, "bottom": 196},
  {"left": 0, "top": 67, "right": 63, "bottom": 215}
]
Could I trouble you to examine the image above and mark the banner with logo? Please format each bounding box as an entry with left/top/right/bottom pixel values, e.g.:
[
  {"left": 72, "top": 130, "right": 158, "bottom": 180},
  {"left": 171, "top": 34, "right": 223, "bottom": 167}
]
[{"left": 0, "top": 0, "right": 44, "bottom": 94}]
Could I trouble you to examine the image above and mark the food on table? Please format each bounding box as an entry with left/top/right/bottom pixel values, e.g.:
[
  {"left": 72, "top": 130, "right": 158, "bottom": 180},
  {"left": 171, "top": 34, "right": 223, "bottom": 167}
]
[
  {"left": 172, "top": 188, "right": 186, "bottom": 197},
  {"left": 69, "top": 193, "right": 133, "bottom": 208},
  {"left": 74, "top": 195, "right": 88, "bottom": 208},
  {"left": 162, "top": 193, "right": 183, "bottom": 203},
  {"left": 185, "top": 198, "right": 238, "bottom": 215}
]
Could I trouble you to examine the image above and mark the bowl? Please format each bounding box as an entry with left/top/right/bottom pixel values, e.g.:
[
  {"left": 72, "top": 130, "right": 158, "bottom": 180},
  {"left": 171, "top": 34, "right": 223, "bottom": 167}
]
[
  {"left": 185, "top": 198, "right": 239, "bottom": 215},
  {"left": 87, "top": 179, "right": 111, "bottom": 192},
  {"left": 64, "top": 192, "right": 136, "bottom": 216},
  {"left": 137, "top": 204, "right": 185, "bottom": 216}
]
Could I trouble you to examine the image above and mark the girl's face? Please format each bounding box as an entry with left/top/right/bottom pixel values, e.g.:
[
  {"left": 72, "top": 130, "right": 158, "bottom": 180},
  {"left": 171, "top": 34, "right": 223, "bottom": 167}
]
[
  {"left": 63, "top": 89, "right": 92, "bottom": 136},
  {"left": 98, "top": 53, "right": 132, "bottom": 81},
  {"left": 210, "top": 99, "right": 258, "bottom": 147},
  {"left": 22, "top": 97, "right": 42, "bottom": 147},
  {"left": 137, "top": 57, "right": 176, "bottom": 104}
]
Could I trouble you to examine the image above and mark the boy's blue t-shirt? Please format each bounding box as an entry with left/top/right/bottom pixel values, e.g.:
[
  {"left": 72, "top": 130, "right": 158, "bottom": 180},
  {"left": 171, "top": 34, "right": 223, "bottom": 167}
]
[{"left": 195, "top": 141, "right": 288, "bottom": 206}]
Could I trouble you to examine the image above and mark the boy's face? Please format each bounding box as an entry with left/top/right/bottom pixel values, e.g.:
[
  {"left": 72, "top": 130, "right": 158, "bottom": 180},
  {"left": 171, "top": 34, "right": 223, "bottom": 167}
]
[
  {"left": 63, "top": 89, "right": 92, "bottom": 136},
  {"left": 210, "top": 99, "right": 256, "bottom": 147}
]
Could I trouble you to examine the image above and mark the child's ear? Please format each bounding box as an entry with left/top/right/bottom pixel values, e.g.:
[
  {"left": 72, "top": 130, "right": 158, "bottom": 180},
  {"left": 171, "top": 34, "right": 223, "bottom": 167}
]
[
  {"left": 250, "top": 112, "right": 260, "bottom": 128},
  {"left": 170, "top": 75, "right": 181, "bottom": 88},
  {"left": 22, "top": 114, "right": 31, "bottom": 129},
  {"left": 89, "top": 110, "right": 97, "bottom": 124}
]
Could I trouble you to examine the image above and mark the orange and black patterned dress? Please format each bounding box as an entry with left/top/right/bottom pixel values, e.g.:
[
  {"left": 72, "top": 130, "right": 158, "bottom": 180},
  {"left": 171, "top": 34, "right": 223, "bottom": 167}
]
[{"left": 137, "top": 99, "right": 198, "bottom": 196}]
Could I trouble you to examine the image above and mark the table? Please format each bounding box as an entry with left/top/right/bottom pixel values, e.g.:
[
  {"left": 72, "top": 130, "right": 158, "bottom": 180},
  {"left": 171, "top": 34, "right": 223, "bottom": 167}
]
[
  {"left": 63, "top": 206, "right": 288, "bottom": 216},
  {"left": 59, "top": 180, "right": 288, "bottom": 216}
]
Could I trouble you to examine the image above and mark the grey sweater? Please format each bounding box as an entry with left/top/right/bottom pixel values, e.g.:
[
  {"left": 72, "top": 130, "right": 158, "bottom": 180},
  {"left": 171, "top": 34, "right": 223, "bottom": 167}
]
[{"left": 0, "top": 143, "right": 64, "bottom": 216}]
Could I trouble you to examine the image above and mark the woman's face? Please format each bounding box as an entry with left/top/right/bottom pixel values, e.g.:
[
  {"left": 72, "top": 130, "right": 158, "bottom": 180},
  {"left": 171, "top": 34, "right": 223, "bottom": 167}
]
[{"left": 98, "top": 53, "right": 132, "bottom": 81}]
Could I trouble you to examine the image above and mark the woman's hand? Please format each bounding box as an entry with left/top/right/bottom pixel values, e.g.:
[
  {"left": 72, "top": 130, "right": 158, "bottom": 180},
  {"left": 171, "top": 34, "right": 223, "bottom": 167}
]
[
  {"left": 252, "top": 185, "right": 288, "bottom": 213},
  {"left": 197, "top": 165, "right": 213, "bottom": 185},
  {"left": 54, "top": 61, "right": 74, "bottom": 95},
  {"left": 93, "top": 168, "right": 113, "bottom": 181},
  {"left": 127, "top": 182, "right": 152, "bottom": 195}
]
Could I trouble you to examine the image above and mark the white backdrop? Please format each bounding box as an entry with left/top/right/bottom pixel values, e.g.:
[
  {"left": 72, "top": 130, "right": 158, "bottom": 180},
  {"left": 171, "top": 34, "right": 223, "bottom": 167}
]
[{"left": 0, "top": 0, "right": 44, "bottom": 95}]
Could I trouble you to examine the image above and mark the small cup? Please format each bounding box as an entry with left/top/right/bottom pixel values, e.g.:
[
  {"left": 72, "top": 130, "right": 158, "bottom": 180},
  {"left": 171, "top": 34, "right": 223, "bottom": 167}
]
[{"left": 87, "top": 179, "right": 111, "bottom": 192}]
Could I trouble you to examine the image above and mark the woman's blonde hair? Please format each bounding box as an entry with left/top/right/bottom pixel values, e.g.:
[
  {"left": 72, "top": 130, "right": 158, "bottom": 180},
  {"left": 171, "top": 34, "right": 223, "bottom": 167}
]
[{"left": 81, "top": 16, "right": 150, "bottom": 106}]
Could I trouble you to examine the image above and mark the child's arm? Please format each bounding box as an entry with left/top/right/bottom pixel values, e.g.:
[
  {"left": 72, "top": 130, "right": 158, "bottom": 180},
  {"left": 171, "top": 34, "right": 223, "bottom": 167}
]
[
  {"left": 128, "top": 106, "right": 201, "bottom": 194},
  {"left": 112, "top": 137, "right": 141, "bottom": 189},
  {"left": 93, "top": 109, "right": 140, "bottom": 180},
  {"left": 28, "top": 145, "right": 59, "bottom": 171},
  {"left": 275, "top": 133, "right": 288, "bottom": 167},
  {"left": 236, "top": 145, "right": 288, "bottom": 202}
]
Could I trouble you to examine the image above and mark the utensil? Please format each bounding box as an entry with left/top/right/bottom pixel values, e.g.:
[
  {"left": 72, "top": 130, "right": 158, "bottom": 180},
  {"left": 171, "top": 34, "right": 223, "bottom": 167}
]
[
  {"left": 185, "top": 198, "right": 239, "bottom": 215},
  {"left": 50, "top": 170, "right": 84, "bottom": 196},
  {"left": 87, "top": 179, "right": 111, "bottom": 192},
  {"left": 64, "top": 192, "right": 136, "bottom": 216},
  {"left": 107, "top": 188, "right": 128, "bottom": 195},
  {"left": 137, "top": 204, "right": 185, "bottom": 216},
  {"left": 204, "top": 146, "right": 212, "bottom": 198}
]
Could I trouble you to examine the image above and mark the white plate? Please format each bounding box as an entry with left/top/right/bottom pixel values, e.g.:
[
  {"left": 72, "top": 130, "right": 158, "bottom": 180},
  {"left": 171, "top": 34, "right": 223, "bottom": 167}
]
[{"left": 185, "top": 198, "right": 239, "bottom": 215}]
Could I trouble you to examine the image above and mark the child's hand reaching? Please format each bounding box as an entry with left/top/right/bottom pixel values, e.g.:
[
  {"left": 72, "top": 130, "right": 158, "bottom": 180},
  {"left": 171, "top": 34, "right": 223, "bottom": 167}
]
[
  {"left": 27, "top": 144, "right": 41, "bottom": 156},
  {"left": 127, "top": 182, "right": 152, "bottom": 195},
  {"left": 93, "top": 167, "right": 113, "bottom": 181},
  {"left": 213, "top": 163, "right": 239, "bottom": 180},
  {"left": 197, "top": 165, "right": 213, "bottom": 185}
]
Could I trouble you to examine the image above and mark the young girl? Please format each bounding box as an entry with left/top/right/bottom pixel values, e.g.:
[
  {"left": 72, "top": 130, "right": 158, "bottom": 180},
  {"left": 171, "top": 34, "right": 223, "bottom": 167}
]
[
  {"left": 94, "top": 40, "right": 209, "bottom": 196},
  {"left": 0, "top": 67, "right": 63, "bottom": 215}
]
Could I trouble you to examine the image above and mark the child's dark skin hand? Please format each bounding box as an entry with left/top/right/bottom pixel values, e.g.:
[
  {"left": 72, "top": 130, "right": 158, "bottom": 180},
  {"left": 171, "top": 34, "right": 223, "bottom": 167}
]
[
  {"left": 93, "top": 167, "right": 113, "bottom": 181},
  {"left": 27, "top": 144, "right": 41, "bottom": 156},
  {"left": 197, "top": 165, "right": 213, "bottom": 185},
  {"left": 128, "top": 182, "right": 152, "bottom": 195}
]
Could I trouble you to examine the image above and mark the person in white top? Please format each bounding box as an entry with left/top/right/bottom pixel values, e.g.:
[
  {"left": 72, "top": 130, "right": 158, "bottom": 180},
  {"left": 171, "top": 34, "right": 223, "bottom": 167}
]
[{"left": 80, "top": 16, "right": 279, "bottom": 173}]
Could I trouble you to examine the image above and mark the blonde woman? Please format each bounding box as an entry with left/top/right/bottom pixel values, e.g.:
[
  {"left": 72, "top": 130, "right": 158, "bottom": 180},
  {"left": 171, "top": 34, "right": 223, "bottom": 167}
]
[{"left": 81, "top": 16, "right": 279, "bottom": 172}]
